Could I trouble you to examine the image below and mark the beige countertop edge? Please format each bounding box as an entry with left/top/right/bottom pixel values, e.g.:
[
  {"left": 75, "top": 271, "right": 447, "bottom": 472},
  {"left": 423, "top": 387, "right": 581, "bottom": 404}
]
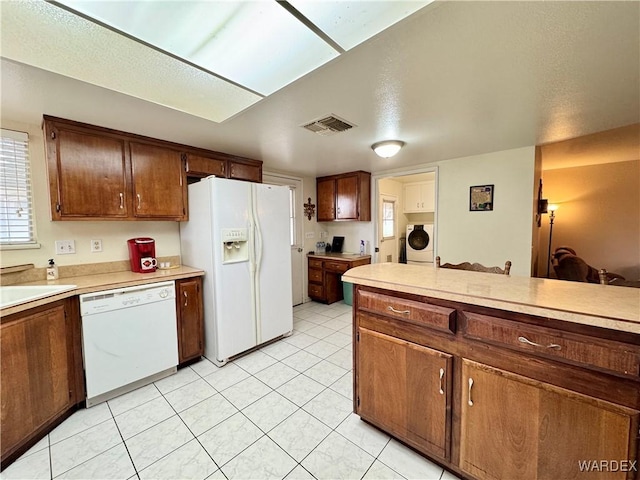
[
  {"left": 342, "top": 268, "right": 640, "bottom": 336},
  {"left": 1, "top": 266, "right": 204, "bottom": 317},
  {"left": 308, "top": 253, "right": 372, "bottom": 261}
]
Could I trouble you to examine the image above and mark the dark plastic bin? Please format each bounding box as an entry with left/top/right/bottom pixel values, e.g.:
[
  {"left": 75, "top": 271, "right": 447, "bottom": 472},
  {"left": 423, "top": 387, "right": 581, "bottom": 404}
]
[{"left": 342, "top": 281, "right": 353, "bottom": 306}]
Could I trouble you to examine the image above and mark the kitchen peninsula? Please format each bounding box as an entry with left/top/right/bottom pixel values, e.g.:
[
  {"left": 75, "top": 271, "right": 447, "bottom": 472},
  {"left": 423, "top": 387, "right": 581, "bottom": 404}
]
[{"left": 343, "top": 263, "right": 639, "bottom": 480}]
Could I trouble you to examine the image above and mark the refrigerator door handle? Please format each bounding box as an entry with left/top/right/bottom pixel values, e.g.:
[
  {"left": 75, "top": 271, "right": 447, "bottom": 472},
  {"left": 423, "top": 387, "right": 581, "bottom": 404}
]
[{"left": 251, "top": 186, "right": 262, "bottom": 344}]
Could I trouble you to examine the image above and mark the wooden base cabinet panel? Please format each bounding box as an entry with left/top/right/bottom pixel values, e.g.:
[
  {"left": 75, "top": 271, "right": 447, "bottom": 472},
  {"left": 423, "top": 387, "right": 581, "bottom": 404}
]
[
  {"left": 1, "top": 302, "right": 81, "bottom": 466},
  {"left": 176, "top": 277, "right": 204, "bottom": 364},
  {"left": 357, "top": 327, "right": 452, "bottom": 460},
  {"left": 460, "top": 359, "right": 639, "bottom": 480}
]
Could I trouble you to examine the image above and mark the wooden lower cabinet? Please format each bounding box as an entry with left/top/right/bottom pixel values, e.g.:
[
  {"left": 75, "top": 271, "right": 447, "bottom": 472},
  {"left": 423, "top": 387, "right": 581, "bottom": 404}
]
[
  {"left": 176, "top": 277, "right": 204, "bottom": 364},
  {"left": 357, "top": 327, "right": 452, "bottom": 460},
  {"left": 307, "top": 255, "right": 371, "bottom": 304},
  {"left": 1, "top": 301, "right": 83, "bottom": 467},
  {"left": 353, "top": 285, "right": 640, "bottom": 480},
  {"left": 460, "top": 359, "right": 639, "bottom": 480}
]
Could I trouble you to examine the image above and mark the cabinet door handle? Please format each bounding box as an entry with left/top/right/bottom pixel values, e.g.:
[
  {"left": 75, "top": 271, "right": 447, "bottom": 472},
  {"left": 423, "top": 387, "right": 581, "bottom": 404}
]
[
  {"left": 137, "top": 194, "right": 141, "bottom": 209},
  {"left": 387, "top": 306, "right": 410, "bottom": 315},
  {"left": 183, "top": 291, "right": 188, "bottom": 307},
  {"left": 222, "top": 163, "right": 225, "bottom": 175},
  {"left": 468, "top": 377, "right": 474, "bottom": 406},
  {"left": 518, "top": 336, "right": 561, "bottom": 350},
  {"left": 119, "top": 192, "right": 124, "bottom": 209},
  {"left": 439, "top": 368, "right": 445, "bottom": 395}
]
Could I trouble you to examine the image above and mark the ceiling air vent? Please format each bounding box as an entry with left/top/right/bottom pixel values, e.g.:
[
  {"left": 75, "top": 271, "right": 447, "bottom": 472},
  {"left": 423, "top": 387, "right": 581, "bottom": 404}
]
[{"left": 302, "top": 115, "right": 356, "bottom": 136}]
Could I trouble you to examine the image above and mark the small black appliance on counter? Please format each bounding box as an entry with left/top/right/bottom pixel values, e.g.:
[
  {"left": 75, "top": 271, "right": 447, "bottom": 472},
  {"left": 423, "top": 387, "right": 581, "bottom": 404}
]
[{"left": 331, "top": 236, "right": 344, "bottom": 253}]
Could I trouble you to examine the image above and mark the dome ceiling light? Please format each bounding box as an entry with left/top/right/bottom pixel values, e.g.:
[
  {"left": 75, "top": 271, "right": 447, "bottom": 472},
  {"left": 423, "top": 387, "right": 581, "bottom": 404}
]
[{"left": 372, "top": 140, "right": 405, "bottom": 158}]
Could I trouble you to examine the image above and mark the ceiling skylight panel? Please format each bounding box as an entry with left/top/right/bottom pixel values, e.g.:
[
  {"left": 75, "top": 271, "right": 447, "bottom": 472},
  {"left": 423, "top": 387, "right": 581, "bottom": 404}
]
[
  {"left": 289, "top": 1, "right": 432, "bottom": 51},
  {"left": 2, "top": 1, "right": 261, "bottom": 122},
  {"left": 56, "top": 0, "right": 340, "bottom": 95}
]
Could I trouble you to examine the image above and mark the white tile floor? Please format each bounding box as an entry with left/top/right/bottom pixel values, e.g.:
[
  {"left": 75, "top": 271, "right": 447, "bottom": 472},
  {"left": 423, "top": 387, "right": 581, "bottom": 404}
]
[{"left": 2, "top": 301, "right": 462, "bottom": 480}]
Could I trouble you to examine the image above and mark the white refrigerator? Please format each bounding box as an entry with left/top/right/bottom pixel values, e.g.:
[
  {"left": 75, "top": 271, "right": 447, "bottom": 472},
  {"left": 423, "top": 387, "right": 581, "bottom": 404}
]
[{"left": 180, "top": 176, "right": 293, "bottom": 366}]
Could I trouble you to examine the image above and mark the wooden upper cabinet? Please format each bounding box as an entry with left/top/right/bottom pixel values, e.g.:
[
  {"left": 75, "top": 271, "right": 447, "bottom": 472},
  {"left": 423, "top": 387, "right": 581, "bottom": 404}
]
[
  {"left": 460, "top": 359, "right": 639, "bottom": 480},
  {"left": 44, "top": 121, "right": 129, "bottom": 220},
  {"left": 229, "top": 159, "right": 262, "bottom": 183},
  {"left": 130, "top": 142, "right": 187, "bottom": 220},
  {"left": 184, "top": 153, "right": 225, "bottom": 178},
  {"left": 316, "top": 171, "right": 371, "bottom": 222},
  {"left": 43, "top": 115, "right": 263, "bottom": 220},
  {"left": 336, "top": 174, "right": 359, "bottom": 219},
  {"left": 183, "top": 152, "right": 262, "bottom": 183},
  {"left": 316, "top": 177, "right": 336, "bottom": 221}
]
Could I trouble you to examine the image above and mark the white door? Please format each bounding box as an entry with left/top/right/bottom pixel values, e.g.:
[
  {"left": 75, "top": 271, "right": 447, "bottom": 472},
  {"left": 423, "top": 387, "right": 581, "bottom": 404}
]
[
  {"left": 378, "top": 194, "right": 398, "bottom": 263},
  {"left": 262, "top": 173, "right": 304, "bottom": 306}
]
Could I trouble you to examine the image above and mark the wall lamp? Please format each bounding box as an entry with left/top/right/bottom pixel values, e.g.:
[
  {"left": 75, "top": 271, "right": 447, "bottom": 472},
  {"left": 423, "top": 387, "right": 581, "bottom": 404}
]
[
  {"left": 372, "top": 140, "right": 404, "bottom": 158},
  {"left": 546, "top": 203, "right": 559, "bottom": 278}
]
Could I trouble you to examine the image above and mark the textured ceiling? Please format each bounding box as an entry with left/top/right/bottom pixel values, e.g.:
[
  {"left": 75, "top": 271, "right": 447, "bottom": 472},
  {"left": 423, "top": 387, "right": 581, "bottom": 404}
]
[{"left": 1, "top": 1, "right": 639, "bottom": 177}]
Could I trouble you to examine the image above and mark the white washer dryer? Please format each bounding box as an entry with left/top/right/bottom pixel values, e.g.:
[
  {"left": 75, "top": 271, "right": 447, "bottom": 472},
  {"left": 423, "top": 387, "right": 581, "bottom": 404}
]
[{"left": 406, "top": 224, "right": 434, "bottom": 264}]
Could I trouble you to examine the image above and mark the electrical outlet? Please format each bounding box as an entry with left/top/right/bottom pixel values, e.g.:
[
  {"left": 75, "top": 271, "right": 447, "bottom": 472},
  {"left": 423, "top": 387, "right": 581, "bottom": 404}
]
[
  {"left": 91, "top": 239, "right": 103, "bottom": 252},
  {"left": 319, "top": 231, "right": 328, "bottom": 239},
  {"left": 305, "top": 232, "right": 315, "bottom": 239},
  {"left": 55, "top": 240, "right": 76, "bottom": 254}
]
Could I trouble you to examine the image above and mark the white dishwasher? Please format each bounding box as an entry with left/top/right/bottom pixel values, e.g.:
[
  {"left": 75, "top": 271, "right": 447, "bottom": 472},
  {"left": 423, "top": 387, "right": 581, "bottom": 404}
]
[{"left": 80, "top": 281, "right": 179, "bottom": 407}]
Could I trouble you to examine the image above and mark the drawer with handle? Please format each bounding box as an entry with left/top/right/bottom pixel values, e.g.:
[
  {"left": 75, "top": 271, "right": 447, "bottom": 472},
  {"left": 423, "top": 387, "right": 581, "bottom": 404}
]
[
  {"left": 308, "top": 258, "right": 323, "bottom": 269},
  {"left": 324, "top": 261, "right": 350, "bottom": 274},
  {"left": 462, "top": 312, "right": 640, "bottom": 378},
  {"left": 357, "top": 289, "right": 456, "bottom": 334},
  {"left": 308, "top": 284, "right": 324, "bottom": 298},
  {"left": 309, "top": 268, "right": 323, "bottom": 283}
]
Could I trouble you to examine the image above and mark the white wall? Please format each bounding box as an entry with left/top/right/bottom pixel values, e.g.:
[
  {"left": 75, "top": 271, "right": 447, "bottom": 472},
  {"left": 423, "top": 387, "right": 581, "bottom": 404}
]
[
  {"left": 0, "top": 119, "right": 182, "bottom": 269},
  {"left": 436, "top": 146, "right": 536, "bottom": 276},
  {"left": 323, "top": 222, "right": 373, "bottom": 255}
]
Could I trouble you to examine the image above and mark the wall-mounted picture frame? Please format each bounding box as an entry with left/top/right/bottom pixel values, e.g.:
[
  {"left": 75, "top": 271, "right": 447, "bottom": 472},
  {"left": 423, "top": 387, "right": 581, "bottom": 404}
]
[{"left": 470, "top": 184, "right": 494, "bottom": 211}]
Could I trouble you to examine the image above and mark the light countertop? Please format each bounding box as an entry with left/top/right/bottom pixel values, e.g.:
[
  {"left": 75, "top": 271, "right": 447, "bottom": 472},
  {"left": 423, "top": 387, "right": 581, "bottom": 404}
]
[
  {"left": 308, "top": 253, "right": 372, "bottom": 261},
  {"left": 342, "top": 263, "right": 640, "bottom": 334},
  {"left": 1, "top": 266, "right": 204, "bottom": 317}
]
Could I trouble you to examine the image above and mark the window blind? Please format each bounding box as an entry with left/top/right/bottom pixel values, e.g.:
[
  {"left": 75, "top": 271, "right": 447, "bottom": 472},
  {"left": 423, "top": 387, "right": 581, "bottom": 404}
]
[{"left": 0, "top": 129, "right": 35, "bottom": 245}]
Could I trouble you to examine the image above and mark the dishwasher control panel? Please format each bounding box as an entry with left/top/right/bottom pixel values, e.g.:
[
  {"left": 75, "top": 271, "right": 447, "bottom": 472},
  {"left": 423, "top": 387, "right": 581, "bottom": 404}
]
[{"left": 79, "top": 281, "right": 176, "bottom": 316}]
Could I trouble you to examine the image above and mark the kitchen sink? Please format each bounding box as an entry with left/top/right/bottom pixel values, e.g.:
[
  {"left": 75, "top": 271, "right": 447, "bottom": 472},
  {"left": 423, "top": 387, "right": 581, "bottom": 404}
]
[{"left": 0, "top": 285, "right": 77, "bottom": 309}]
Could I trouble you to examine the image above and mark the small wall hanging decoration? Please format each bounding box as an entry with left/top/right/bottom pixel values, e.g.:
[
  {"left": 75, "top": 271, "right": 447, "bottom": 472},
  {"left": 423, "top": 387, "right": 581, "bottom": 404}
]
[
  {"left": 469, "top": 185, "right": 494, "bottom": 211},
  {"left": 304, "top": 197, "right": 316, "bottom": 220}
]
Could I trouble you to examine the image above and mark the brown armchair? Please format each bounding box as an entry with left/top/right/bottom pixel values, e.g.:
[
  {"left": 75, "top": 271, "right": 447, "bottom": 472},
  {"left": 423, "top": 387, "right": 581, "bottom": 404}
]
[{"left": 552, "top": 247, "right": 625, "bottom": 284}]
